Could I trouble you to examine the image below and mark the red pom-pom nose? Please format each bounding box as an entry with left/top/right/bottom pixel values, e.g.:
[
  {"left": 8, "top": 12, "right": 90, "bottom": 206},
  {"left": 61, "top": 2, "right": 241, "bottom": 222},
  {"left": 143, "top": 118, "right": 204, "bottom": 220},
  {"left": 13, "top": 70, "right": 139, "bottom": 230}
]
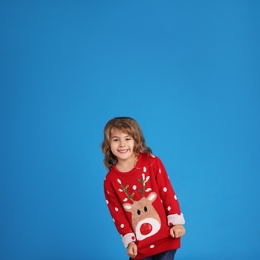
[{"left": 140, "top": 223, "right": 152, "bottom": 235}]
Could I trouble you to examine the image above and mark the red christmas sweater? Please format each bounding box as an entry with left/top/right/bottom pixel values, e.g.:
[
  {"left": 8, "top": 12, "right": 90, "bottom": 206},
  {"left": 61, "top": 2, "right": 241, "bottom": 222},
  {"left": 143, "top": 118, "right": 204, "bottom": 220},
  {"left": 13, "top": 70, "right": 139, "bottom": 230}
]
[{"left": 104, "top": 153, "right": 185, "bottom": 259}]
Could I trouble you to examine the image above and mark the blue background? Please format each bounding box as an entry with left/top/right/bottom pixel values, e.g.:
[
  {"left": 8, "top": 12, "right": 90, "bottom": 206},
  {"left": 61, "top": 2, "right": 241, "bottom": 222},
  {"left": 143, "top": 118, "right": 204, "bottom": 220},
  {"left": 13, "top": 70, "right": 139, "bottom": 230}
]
[{"left": 1, "top": 1, "right": 259, "bottom": 259}]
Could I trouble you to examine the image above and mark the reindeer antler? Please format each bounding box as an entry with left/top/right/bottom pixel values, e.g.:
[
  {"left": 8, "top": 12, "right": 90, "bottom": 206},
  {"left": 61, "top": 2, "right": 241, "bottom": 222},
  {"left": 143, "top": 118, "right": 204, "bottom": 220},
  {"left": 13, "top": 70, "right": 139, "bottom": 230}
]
[
  {"left": 117, "top": 171, "right": 152, "bottom": 201},
  {"left": 117, "top": 179, "right": 135, "bottom": 202},
  {"left": 137, "top": 173, "right": 152, "bottom": 197}
]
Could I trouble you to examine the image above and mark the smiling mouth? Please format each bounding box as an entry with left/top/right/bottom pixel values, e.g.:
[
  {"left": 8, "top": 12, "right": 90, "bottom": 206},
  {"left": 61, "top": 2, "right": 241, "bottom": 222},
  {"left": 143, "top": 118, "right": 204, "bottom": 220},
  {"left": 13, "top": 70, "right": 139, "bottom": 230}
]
[{"left": 118, "top": 149, "right": 129, "bottom": 153}]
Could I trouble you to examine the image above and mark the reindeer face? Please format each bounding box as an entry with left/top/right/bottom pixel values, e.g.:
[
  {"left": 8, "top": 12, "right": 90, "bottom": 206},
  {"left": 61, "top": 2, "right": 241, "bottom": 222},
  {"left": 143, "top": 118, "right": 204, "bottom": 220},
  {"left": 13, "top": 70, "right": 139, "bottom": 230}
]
[{"left": 123, "top": 192, "right": 161, "bottom": 241}]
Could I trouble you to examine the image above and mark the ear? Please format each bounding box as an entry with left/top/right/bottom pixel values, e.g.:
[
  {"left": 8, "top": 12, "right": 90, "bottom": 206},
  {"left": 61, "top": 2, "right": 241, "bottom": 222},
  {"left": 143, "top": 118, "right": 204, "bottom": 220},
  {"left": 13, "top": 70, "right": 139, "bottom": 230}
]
[
  {"left": 123, "top": 203, "right": 133, "bottom": 212},
  {"left": 147, "top": 192, "right": 157, "bottom": 202}
]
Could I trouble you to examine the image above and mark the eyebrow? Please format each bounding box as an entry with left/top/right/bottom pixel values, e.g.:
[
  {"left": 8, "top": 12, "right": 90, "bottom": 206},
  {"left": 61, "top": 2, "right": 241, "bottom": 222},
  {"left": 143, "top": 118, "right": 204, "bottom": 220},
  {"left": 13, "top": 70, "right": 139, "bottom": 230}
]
[
  {"left": 111, "top": 135, "right": 119, "bottom": 138},
  {"left": 111, "top": 134, "right": 131, "bottom": 138}
]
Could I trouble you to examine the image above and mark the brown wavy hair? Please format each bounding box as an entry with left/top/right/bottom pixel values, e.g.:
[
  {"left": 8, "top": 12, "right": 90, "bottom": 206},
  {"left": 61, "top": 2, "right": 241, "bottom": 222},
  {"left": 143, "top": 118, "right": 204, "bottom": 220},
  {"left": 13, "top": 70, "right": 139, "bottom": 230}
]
[{"left": 101, "top": 117, "right": 152, "bottom": 169}]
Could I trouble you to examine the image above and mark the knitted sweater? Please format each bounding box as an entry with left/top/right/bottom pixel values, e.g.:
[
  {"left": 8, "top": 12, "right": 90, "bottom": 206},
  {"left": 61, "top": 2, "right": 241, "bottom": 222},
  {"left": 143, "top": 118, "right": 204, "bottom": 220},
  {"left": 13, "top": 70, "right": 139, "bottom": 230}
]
[{"left": 104, "top": 153, "right": 185, "bottom": 259}]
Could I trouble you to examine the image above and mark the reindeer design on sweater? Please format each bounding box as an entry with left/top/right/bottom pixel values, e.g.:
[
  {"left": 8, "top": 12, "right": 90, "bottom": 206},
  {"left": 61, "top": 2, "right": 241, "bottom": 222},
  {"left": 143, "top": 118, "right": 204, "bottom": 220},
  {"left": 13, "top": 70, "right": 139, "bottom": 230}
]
[{"left": 117, "top": 171, "right": 161, "bottom": 241}]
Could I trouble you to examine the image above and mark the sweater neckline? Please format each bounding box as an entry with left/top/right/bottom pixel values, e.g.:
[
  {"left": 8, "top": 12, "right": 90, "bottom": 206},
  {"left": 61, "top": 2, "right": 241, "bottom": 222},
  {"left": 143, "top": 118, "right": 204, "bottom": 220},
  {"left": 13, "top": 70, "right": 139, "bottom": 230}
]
[{"left": 112, "top": 153, "right": 144, "bottom": 175}]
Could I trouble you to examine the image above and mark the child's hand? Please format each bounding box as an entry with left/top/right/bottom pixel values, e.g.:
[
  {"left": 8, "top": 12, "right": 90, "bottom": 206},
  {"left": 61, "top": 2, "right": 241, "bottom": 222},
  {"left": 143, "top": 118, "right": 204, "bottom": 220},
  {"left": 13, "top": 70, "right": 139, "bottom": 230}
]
[
  {"left": 127, "top": 241, "right": 138, "bottom": 258},
  {"left": 170, "top": 224, "right": 186, "bottom": 238}
]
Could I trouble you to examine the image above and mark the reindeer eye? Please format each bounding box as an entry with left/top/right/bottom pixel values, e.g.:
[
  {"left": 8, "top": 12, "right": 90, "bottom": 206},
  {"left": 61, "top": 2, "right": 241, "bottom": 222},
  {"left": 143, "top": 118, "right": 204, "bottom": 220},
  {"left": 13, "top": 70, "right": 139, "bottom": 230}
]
[
  {"left": 137, "top": 209, "right": 141, "bottom": 215},
  {"left": 144, "top": 206, "right": 147, "bottom": 212}
]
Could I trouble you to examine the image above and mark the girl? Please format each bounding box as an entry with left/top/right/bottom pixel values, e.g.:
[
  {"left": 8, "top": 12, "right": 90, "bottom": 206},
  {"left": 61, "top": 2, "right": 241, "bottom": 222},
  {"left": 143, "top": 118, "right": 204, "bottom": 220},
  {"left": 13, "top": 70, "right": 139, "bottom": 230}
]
[{"left": 102, "top": 117, "right": 185, "bottom": 260}]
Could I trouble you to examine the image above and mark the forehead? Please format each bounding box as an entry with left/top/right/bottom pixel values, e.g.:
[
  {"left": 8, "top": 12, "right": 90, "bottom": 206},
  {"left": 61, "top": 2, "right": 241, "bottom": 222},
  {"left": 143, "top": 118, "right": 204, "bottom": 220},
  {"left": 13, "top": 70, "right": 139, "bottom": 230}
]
[{"left": 110, "top": 128, "right": 131, "bottom": 137}]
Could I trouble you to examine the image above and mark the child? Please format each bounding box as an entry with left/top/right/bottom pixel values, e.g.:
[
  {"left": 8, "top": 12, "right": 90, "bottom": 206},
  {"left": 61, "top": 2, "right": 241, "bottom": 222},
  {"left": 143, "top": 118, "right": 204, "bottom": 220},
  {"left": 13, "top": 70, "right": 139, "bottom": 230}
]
[{"left": 102, "top": 117, "right": 185, "bottom": 260}]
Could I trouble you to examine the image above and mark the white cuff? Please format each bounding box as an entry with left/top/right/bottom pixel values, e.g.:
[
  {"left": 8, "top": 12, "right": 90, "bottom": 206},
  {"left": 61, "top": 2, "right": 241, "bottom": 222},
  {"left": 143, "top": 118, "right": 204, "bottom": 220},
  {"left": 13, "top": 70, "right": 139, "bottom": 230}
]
[
  {"left": 167, "top": 213, "right": 185, "bottom": 226},
  {"left": 122, "top": 233, "right": 136, "bottom": 248}
]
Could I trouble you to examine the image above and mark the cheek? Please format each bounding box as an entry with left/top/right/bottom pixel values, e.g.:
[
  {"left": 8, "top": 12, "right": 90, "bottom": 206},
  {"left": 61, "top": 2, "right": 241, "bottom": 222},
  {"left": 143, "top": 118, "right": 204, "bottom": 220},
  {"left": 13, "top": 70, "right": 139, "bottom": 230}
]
[
  {"left": 110, "top": 147, "right": 117, "bottom": 156},
  {"left": 110, "top": 144, "right": 116, "bottom": 150}
]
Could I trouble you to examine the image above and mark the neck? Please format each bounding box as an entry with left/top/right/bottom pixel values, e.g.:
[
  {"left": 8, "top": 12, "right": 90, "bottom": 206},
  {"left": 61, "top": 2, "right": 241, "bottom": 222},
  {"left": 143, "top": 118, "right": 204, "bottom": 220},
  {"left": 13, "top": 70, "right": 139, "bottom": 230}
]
[{"left": 116, "top": 155, "right": 138, "bottom": 172}]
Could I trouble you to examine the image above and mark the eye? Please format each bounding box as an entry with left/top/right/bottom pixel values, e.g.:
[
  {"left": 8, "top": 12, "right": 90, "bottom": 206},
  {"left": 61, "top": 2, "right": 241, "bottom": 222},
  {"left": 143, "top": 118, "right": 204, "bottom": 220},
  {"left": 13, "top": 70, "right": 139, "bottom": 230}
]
[
  {"left": 137, "top": 209, "right": 141, "bottom": 215},
  {"left": 144, "top": 206, "right": 147, "bottom": 212},
  {"left": 112, "top": 138, "right": 118, "bottom": 142}
]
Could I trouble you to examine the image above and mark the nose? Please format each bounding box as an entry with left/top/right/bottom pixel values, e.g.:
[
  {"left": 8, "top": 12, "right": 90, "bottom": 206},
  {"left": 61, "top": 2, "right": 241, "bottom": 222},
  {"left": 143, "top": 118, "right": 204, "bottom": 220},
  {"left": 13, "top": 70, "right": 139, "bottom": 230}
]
[
  {"left": 140, "top": 223, "right": 152, "bottom": 235},
  {"left": 119, "top": 139, "right": 126, "bottom": 147}
]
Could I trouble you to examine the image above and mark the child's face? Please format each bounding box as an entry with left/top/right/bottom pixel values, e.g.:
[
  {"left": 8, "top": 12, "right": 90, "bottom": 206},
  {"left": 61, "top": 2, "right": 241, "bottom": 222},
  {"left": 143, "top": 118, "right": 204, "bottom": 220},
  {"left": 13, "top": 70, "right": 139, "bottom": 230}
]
[{"left": 110, "top": 129, "right": 136, "bottom": 163}]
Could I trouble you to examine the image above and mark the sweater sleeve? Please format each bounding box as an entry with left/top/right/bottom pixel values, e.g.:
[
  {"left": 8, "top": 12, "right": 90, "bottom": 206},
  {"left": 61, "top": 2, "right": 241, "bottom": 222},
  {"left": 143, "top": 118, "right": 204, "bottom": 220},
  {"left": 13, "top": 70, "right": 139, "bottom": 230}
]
[
  {"left": 104, "top": 177, "right": 136, "bottom": 247},
  {"left": 155, "top": 157, "right": 185, "bottom": 226}
]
